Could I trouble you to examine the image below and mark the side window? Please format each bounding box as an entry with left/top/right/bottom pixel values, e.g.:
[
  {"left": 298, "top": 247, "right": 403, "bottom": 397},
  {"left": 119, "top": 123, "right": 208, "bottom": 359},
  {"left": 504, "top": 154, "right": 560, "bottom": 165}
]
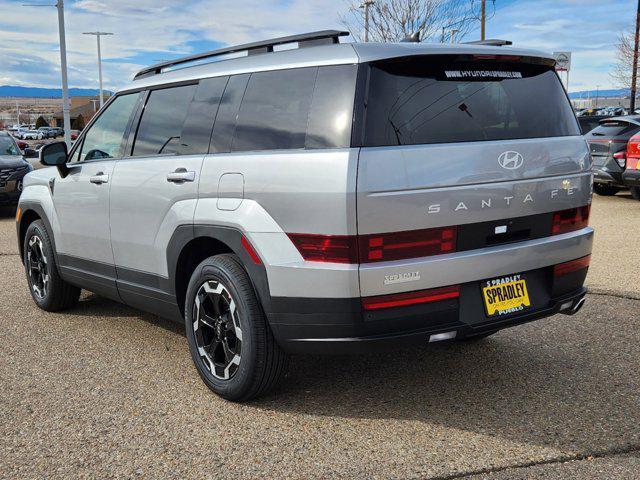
[
  {"left": 179, "top": 76, "right": 228, "bottom": 155},
  {"left": 232, "top": 67, "right": 316, "bottom": 152},
  {"left": 306, "top": 65, "right": 357, "bottom": 149},
  {"left": 75, "top": 93, "right": 140, "bottom": 162},
  {"left": 132, "top": 84, "right": 197, "bottom": 156},
  {"left": 210, "top": 74, "right": 249, "bottom": 154}
]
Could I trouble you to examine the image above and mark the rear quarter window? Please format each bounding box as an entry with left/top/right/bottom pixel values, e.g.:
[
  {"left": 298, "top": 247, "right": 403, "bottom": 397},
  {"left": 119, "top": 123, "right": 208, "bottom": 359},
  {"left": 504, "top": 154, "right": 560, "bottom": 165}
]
[{"left": 360, "top": 57, "right": 580, "bottom": 147}]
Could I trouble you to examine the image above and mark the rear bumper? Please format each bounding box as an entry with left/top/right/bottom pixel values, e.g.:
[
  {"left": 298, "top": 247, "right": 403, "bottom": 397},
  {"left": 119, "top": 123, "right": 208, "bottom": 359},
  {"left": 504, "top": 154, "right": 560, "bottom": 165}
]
[
  {"left": 268, "top": 265, "right": 589, "bottom": 354},
  {"left": 593, "top": 166, "right": 624, "bottom": 186},
  {"left": 622, "top": 168, "right": 640, "bottom": 187}
]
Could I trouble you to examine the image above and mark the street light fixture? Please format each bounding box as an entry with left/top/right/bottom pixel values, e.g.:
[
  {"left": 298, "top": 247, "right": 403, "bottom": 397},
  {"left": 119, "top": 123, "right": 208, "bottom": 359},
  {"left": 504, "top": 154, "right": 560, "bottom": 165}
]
[
  {"left": 23, "top": 0, "right": 71, "bottom": 147},
  {"left": 83, "top": 31, "right": 113, "bottom": 108}
]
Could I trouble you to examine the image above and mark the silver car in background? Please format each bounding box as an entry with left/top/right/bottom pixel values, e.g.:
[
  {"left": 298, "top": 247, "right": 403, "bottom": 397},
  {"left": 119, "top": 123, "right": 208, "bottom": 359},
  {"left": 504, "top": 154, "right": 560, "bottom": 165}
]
[{"left": 17, "top": 31, "right": 593, "bottom": 401}]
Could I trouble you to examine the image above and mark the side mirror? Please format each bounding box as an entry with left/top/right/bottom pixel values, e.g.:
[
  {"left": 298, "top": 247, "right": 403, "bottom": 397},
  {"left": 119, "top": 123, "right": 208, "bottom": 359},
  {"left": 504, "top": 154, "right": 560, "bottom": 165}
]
[
  {"left": 39, "top": 141, "right": 69, "bottom": 177},
  {"left": 23, "top": 148, "right": 38, "bottom": 158}
]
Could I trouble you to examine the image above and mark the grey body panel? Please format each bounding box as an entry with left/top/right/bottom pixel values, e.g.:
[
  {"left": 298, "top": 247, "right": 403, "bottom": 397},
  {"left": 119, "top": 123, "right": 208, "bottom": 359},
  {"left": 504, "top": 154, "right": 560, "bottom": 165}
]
[
  {"left": 359, "top": 228, "right": 593, "bottom": 296},
  {"left": 357, "top": 136, "right": 591, "bottom": 233},
  {"left": 51, "top": 161, "right": 116, "bottom": 265},
  {"left": 109, "top": 154, "right": 204, "bottom": 277}
]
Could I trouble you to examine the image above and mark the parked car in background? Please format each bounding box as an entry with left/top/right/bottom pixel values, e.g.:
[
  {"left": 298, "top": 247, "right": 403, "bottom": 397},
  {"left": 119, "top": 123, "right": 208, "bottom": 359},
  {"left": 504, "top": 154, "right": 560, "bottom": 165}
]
[
  {"left": 623, "top": 133, "right": 640, "bottom": 200},
  {"left": 15, "top": 129, "right": 44, "bottom": 140},
  {"left": 13, "top": 138, "right": 28, "bottom": 151},
  {"left": 49, "top": 127, "right": 63, "bottom": 137},
  {"left": 37, "top": 127, "right": 55, "bottom": 138},
  {"left": 578, "top": 115, "right": 608, "bottom": 134},
  {"left": 0, "top": 131, "right": 33, "bottom": 205},
  {"left": 586, "top": 116, "right": 640, "bottom": 196},
  {"left": 69, "top": 129, "right": 80, "bottom": 140}
]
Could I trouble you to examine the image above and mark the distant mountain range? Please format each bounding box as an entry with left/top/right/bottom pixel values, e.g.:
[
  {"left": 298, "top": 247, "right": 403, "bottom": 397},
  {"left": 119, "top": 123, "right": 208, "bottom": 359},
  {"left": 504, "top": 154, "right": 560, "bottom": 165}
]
[
  {"left": 0, "top": 85, "right": 112, "bottom": 98},
  {"left": 568, "top": 88, "right": 628, "bottom": 99}
]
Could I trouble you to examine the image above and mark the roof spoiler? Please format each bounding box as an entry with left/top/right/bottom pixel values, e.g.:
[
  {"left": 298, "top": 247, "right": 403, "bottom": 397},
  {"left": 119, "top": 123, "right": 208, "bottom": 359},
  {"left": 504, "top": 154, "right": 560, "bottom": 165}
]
[
  {"left": 134, "top": 30, "right": 349, "bottom": 80},
  {"left": 464, "top": 39, "right": 513, "bottom": 46}
]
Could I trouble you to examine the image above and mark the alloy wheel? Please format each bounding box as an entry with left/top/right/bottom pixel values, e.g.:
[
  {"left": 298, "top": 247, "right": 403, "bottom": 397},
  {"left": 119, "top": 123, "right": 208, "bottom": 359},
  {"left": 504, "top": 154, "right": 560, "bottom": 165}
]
[
  {"left": 192, "top": 280, "right": 243, "bottom": 380},
  {"left": 27, "top": 235, "right": 49, "bottom": 300}
]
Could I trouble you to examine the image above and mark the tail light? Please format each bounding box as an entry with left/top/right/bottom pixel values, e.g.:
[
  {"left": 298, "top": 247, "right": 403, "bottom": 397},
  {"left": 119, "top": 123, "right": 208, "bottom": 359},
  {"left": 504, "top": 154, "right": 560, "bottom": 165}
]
[
  {"left": 553, "top": 255, "right": 591, "bottom": 277},
  {"left": 552, "top": 206, "right": 590, "bottom": 235},
  {"left": 358, "top": 227, "right": 456, "bottom": 263},
  {"left": 287, "top": 233, "right": 358, "bottom": 264},
  {"left": 289, "top": 226, "right": 456, "bottom": 264},
  {"left": 613, "top": 151, "right": 627, "bottom": 168},
  {"left": 627, "top": 134, "right": 640, "bottom": 170},
  {"left": 362, "top": 285, "right": 460, "bottom": 310}
]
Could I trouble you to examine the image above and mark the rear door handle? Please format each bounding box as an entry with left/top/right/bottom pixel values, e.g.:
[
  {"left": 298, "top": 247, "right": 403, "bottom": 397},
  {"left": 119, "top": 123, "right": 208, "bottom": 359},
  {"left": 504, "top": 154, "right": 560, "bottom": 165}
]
[
  {"left": 167, "top": 168, "right": 195, "bottom": 183},
  {"left": 90, "top": 172, "right": 109, "bottom": 184}
]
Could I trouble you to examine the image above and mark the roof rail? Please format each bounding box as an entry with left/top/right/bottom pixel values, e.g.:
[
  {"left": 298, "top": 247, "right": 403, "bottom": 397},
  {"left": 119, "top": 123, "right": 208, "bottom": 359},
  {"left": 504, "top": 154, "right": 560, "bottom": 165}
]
[
  {"left": 464, "top": 39, "right": 513, "bottom": 46},
  {"left": 134, "top": 30, "right": 349, "bottom": 80}
]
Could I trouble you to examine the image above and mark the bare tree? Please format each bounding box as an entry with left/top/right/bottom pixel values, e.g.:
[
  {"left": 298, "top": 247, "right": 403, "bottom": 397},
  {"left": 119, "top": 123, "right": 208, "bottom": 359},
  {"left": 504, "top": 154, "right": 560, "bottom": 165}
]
[
  {"left": 340, "top": 0, "right": 495, "bottom": 44},
  {"left": 611, "top": 31, "right": 639, "bottom": 90}
]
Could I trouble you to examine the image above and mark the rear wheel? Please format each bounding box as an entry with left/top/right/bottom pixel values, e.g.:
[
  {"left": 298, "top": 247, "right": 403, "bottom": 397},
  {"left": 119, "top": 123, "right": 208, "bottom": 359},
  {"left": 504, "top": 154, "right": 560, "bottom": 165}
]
[
  {"left": 185, "top": 254, "right": 289, "bottom": 401},
  {"left": 630, "top": 187, "right": 640, "bottom": 200},
  {"left": 23, "top": 220, "right": 80, "bottom": 311},
  {"left": 593, "top": 183, "right": 620, "bottom": 196}
]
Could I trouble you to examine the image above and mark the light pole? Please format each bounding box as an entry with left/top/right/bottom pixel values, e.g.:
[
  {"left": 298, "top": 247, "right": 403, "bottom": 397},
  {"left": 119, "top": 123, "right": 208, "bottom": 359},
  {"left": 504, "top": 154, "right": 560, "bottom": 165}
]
[
  {"left": 83, "top": 31, "right": 113, "bottom": 108},
  {"left": 595, "top": 84, "right": 601, "bottom": 108},
  {"left": 360, "top": 0, "right": 374, "bottom": 42},
  {"left": 23, "top": 1, "right": 71, "bottom": 147},
  {"left": 450, "top": 29, "right": 460, "bottom": 43}
]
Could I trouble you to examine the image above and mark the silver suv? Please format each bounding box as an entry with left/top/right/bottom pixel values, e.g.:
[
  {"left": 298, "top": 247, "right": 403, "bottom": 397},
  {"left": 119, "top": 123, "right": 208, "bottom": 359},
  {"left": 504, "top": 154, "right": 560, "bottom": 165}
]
[{"left": 17, "top": 31, "right": 593, "bottom": 401}]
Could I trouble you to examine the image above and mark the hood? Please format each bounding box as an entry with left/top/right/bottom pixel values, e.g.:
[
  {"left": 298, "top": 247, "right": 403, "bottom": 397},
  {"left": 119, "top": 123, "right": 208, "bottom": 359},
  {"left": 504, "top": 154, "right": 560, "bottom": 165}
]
[{"left": 0, "top": 155, "right": 28, "bottom": 169}]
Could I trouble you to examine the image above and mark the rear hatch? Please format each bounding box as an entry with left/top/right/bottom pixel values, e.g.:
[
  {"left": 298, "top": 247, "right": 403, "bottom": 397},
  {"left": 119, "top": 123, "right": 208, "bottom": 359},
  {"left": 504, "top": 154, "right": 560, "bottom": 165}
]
[
  {"left": 355, "top": 54, "right": 589, "bottom": 238},
  {"left": 585, "top": 118, "right": 640, "bottom": 169}
]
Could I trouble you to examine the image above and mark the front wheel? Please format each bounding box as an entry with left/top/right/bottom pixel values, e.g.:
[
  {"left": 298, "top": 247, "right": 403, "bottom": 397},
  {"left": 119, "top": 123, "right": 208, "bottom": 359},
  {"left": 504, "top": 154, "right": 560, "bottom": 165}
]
[
  {"left": 184, "top": 254, "right": 289, "bottom": 401},
  {"left": 630, "top": 187, "right": 640, "bottom": 200},
  {"left": 23, "top": 220, "right": 80, "bottom": 311},
  {"left": 593, "top": 183, "right": 620, "bottom": 196}
]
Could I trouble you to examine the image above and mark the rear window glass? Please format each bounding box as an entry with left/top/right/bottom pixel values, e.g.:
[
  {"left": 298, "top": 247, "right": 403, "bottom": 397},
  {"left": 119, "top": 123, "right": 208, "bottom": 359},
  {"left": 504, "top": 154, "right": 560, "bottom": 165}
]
[{"left": 361, "top": 58, "right": 580, "bottom": 147}]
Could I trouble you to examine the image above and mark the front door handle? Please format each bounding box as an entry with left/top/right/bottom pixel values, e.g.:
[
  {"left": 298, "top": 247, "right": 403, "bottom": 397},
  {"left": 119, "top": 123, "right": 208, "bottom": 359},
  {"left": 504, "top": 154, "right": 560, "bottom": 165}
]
[
  {"left": 90, "top": 172, "right": 109, "bottom": 184},
  {"left": 167, "top": 168, "right": 195, "bottom": 183}
]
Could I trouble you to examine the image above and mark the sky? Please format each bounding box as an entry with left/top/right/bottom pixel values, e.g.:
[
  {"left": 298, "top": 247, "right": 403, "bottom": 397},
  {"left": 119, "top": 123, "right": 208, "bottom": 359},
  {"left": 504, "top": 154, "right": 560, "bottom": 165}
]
[{"left": 0, "top": 0, "right": 635, "bottom": 93}]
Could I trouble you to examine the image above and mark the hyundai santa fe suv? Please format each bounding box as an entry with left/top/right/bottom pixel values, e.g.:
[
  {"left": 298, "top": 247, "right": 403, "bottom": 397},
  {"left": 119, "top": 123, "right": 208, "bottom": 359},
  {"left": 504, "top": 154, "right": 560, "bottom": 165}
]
[{"left": 17, "top": 31, "right": 593, "bottom": 401}]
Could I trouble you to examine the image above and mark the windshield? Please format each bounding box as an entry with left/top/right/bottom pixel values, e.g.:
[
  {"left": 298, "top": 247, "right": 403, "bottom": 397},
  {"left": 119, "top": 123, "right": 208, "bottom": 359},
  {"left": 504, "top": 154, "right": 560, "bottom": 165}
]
[
  {"left": 361, "top": 57, "right": 580, "bottom": 147},
  {"left": 0, "top": 136, "right": 20, "bottom": 155}
]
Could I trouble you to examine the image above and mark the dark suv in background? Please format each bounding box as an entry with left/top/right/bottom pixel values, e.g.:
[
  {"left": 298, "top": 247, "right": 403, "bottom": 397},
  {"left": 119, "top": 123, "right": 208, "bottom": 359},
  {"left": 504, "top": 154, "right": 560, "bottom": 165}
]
[
  {"left": 586, "top": 116, "right": 640, "bottom": 196},
  {"left": 0, "top": 132, "right": 33, "bottom": 206}
]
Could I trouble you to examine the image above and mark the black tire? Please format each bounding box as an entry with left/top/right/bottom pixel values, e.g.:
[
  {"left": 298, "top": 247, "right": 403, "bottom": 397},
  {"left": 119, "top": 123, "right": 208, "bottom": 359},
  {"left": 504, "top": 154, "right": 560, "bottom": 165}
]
[
  {"left": 593, "top": 183, "right": 620, "bottom": 196},
  {"left": 23, "top": 219, "right": 80, "bottom": 311},
  {"left": 184, "top": 254, "right": 289, "bottom": 401},
  {"left": 630, "top": 186, "right": 640, "bottom": 200}
]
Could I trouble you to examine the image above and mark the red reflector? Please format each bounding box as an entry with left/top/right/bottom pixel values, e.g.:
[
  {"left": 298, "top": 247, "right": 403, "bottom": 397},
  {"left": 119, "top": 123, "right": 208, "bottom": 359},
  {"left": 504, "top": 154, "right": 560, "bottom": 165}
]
[
  {"left": 241, "top": 235, "right": 262, "bottom": 265},
  {"left": 552, "top": 205, "right": 590, "bottom": 235},
  {"left": 287, "top": 233, "right": 358, "bottom": 264},
  {"left": 553, "top": 255, "right": 591, "bottom": 277},
  {"left": 359, "top": 226, "right": 457, "bottom": 263},
  {"left": 362, "top": 285, "right": 460, "bottom": 310}
]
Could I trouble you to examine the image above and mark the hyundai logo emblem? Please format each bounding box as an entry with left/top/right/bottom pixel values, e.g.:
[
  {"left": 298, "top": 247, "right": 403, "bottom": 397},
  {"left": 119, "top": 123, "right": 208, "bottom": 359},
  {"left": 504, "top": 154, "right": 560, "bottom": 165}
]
[{"left": 498, "top": 151, "right": 524, "bottom": 170}]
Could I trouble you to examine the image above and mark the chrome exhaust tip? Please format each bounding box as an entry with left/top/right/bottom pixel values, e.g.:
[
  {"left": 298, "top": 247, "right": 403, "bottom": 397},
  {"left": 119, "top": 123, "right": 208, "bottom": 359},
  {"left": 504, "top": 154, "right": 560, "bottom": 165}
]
[{"left": 561, "top": 296, "right": 586, "bottom": 316}]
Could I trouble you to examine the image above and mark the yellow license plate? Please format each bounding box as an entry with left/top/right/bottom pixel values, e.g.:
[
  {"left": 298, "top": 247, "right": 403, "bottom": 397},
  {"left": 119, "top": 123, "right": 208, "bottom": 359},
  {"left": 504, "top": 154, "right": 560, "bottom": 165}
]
[{"left": 482, "top": 275, "right": 531, "bottom": 317}]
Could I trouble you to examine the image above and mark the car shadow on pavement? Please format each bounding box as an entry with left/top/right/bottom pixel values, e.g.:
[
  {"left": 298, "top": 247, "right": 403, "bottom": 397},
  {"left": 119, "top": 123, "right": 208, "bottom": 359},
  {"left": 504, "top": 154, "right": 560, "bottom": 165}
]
[{"left": 254, "top": 306, "right": 640, "bottom": 453}]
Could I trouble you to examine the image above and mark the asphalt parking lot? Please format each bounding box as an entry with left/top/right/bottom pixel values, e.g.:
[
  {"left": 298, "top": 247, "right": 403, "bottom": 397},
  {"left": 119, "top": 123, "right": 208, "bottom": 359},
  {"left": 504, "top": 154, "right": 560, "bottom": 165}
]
[{"left": 0, "top": 194, "right": 639, "bottom": 479}]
